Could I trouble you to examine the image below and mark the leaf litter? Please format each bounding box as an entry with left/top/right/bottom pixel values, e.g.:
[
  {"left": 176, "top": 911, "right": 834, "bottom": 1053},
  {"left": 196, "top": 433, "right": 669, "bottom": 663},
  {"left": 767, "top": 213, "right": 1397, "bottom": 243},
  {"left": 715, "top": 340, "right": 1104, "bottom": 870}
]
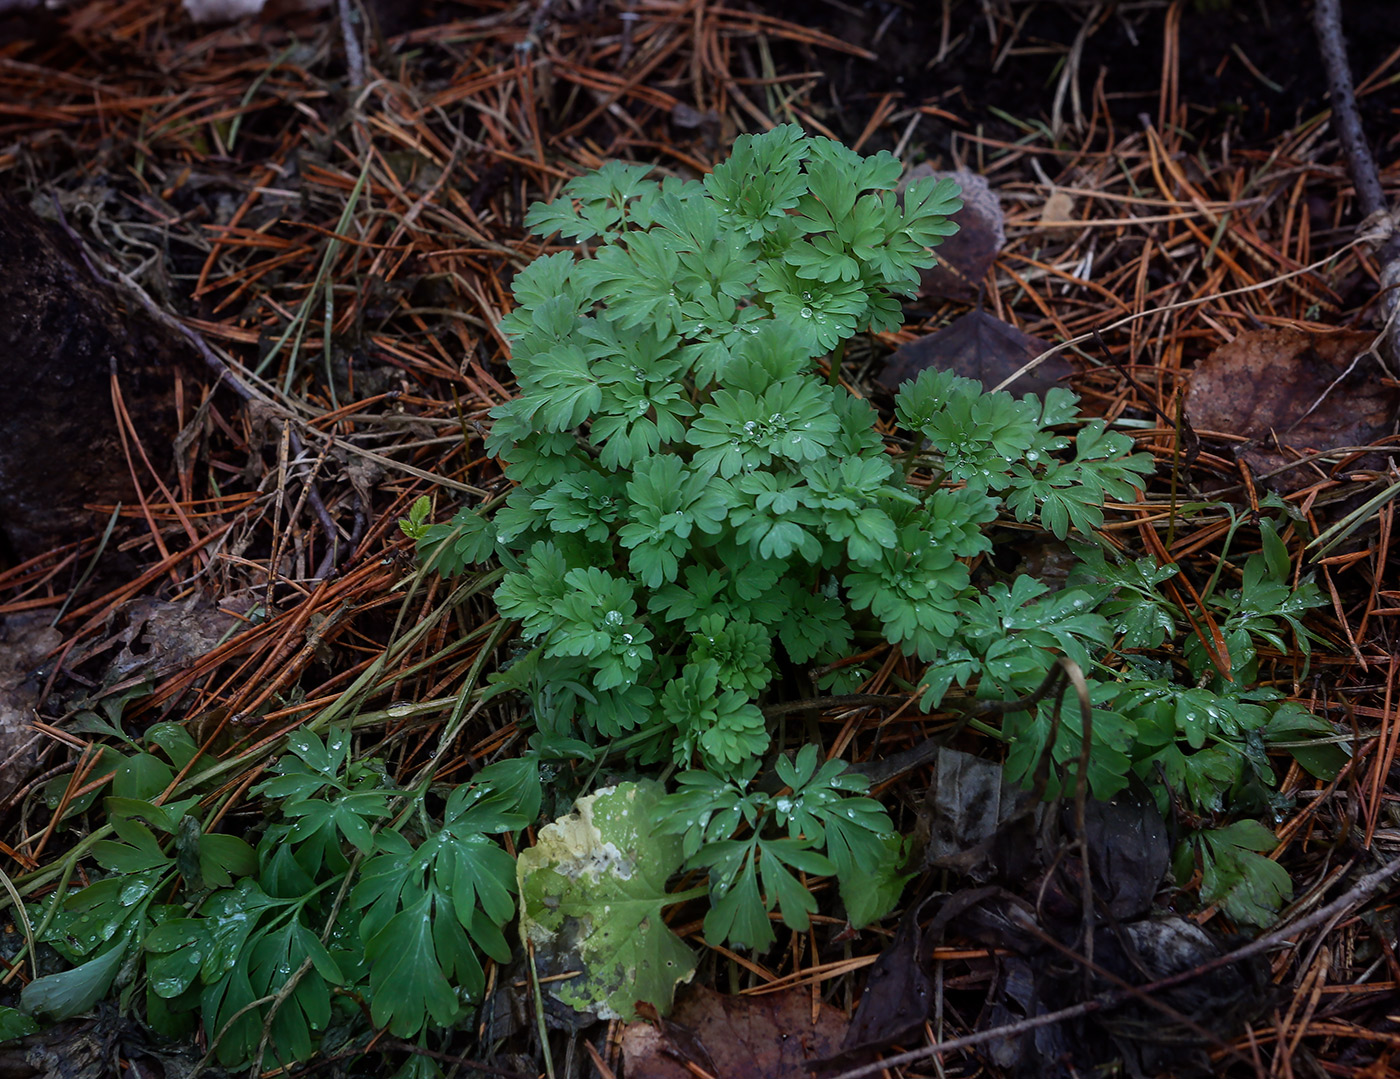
[
  {"left": 830, "top": 778, "right": 1260, "bottom": 1076},
  {"left": 879, "top": 310, "right": 1075, "bottom": 398},
  {"left": 621, "top": 986, "right": 848, "bottom": 1079},
  {"left": 1186, "top": 326, "right": 1397, "bottom": 495}
]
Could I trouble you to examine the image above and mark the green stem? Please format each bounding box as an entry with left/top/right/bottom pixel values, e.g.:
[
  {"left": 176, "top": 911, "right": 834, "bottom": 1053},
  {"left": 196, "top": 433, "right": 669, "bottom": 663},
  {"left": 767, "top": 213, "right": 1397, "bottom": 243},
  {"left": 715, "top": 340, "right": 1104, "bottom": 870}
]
[{"left": 826, "top": 339, "right": 847, "bottom": 386}]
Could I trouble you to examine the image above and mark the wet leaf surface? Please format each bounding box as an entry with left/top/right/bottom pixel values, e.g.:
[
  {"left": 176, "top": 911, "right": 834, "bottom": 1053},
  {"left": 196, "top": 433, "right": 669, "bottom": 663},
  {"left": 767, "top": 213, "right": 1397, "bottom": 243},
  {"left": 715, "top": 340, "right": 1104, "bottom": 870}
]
[{"left": 517, "top": 781, "right": 696, "bottom": 1022}]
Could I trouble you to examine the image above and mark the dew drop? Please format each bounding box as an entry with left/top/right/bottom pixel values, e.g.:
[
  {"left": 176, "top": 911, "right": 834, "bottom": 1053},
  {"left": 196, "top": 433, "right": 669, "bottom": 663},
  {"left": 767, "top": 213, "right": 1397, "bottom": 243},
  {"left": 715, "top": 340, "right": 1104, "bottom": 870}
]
[{"left": 799, "top": 307, "right": 812, "bottom": 319}]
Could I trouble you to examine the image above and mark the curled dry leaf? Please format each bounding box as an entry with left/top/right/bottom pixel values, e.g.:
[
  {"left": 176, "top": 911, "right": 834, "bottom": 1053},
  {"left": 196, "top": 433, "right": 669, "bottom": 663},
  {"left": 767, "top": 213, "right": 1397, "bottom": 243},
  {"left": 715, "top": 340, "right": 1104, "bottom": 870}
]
[{"left": 1185, "top": 326, "right": 1397, "bottom": 494}]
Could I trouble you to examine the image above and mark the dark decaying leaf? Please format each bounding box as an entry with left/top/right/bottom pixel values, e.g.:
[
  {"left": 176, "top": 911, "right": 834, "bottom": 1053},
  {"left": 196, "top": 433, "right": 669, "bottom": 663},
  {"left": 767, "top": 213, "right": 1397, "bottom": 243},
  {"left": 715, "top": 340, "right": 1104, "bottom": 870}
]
[
  {"left": 620, "top": 986, "right": 847, "bottom": 1079},
  {"left": 100, "top": 595, "right": 240, "bottom": 683},
  {"left": 836, "top": 893, "right": 935, "bottom": 1056},
  {"left": 833, "top": 786, "right": 1186, "bottom": 1077},
  {"left": 981, "top": 956, "right": 1078, "bottom": 1079},
  {"left": 1098, "top": 916, "right": 1267, "bottom": 1078},
  {"left": 937, "top": 887, "right": 1261, "bottom": 1079},
  {"left": 918, "top": 747, "right": 1040, "bottom": 883},
  {"left": 879, "top": 309, "right": 1075, "bottom": 399},
  {"left": 899, "top": 166, "right": 1004, "bottom": 301},
  {"left": 1186, "top": 327, "right": 1397, "bottom": 494},
  {"left": 922, "top": 747, "right": 1011, "bottom": 859},
  {"left": 1076, "top": 787, "right": 1170, "bottom": 921}
]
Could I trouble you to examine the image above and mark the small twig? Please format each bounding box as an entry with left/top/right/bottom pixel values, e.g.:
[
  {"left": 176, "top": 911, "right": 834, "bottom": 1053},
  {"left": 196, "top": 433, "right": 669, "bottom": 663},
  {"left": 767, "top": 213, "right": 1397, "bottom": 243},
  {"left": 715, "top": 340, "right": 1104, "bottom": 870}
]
[
  {"left": 1313, "top": 0, "right": 1387, "bottom": 222},
  {"left": 338, "top": 0, "right": 367, "bottom": 90},
  {"left": 1313, "top": 0, "right": 1400, "bottom": 270}
]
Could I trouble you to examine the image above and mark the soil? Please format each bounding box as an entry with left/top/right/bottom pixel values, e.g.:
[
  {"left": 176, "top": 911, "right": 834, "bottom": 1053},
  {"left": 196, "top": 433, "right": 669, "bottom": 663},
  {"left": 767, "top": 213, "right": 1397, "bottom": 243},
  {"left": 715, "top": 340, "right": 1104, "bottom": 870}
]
[{"left": 755, "top": 0, "right": 1400, "bottom": 152}]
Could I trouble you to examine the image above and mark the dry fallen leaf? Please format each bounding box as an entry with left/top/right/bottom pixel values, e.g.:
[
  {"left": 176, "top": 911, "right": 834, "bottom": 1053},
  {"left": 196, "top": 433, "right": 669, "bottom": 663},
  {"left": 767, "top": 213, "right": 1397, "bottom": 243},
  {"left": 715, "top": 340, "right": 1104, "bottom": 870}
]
[
  {"left": 620, "top": 986, "right": 848, "bottom": 1079},
  {"left": 99, "top": 595, "right": 240, "bottom": 683},
  {"left": 1185, "top": 326, "right": 1397, "bottom": 493},
  {"left": 879, "top": 308, "right": 1074, "bottom": 398},
  {"left": 900, "top": 166, "right": 1004, "bottom": 302}
]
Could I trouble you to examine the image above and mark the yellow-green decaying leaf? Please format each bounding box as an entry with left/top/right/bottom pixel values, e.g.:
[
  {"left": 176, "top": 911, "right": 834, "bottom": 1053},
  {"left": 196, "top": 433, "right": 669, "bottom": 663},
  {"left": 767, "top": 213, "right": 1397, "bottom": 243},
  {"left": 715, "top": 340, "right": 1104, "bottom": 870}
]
[{"left": 517, "top": 781, "right": 699, "bottom": 1020}]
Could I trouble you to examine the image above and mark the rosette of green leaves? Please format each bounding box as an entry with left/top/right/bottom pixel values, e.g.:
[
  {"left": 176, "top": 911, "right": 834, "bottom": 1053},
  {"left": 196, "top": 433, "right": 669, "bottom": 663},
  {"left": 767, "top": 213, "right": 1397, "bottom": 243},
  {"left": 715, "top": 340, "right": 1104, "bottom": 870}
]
[{"left": 653, "top": 747, "right": 905, "bottom": 950}]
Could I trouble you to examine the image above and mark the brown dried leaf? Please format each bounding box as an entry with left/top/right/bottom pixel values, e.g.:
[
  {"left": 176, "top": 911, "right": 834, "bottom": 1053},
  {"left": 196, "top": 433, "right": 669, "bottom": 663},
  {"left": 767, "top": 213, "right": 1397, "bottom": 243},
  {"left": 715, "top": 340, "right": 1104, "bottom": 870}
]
[
  {"left": 620, "top": 986, "right": 848, "bottom": 1079},
  {"left": 878, "top": 309, "right": 1074, "bottom": 398},
  {"left": 1185, "top": 327, "right": 1397, "bottom": 493},
  {"left": 101, "top": 595, "right": 240, "bottom": 683},
  {"left": 900, "top": 166, "right": 1003, "bottom": 302}
]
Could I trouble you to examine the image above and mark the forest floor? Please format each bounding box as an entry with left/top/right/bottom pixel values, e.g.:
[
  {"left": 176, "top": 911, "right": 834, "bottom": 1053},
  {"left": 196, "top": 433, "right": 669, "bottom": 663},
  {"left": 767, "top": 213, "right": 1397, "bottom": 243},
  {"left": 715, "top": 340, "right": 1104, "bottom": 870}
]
[{"left": 1, "top": 1, "right": 1399, "bottom": 1078}]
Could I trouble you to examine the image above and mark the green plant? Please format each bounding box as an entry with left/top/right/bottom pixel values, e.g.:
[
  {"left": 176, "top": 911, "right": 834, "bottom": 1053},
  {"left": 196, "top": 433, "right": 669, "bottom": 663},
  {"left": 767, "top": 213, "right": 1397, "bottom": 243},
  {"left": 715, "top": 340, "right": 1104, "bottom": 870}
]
[
  {"left": 18, "top": 728, "right": 535, "bottom": 1071},
  {"left": 419, "top": 124, "right": 1338, "bottom": 935},
  {"left": 655, "top": 746, "right": 909, "bottom": 951},
  {"left": 6, "top": 129, "right": 1345, "bottom": 1073}
]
